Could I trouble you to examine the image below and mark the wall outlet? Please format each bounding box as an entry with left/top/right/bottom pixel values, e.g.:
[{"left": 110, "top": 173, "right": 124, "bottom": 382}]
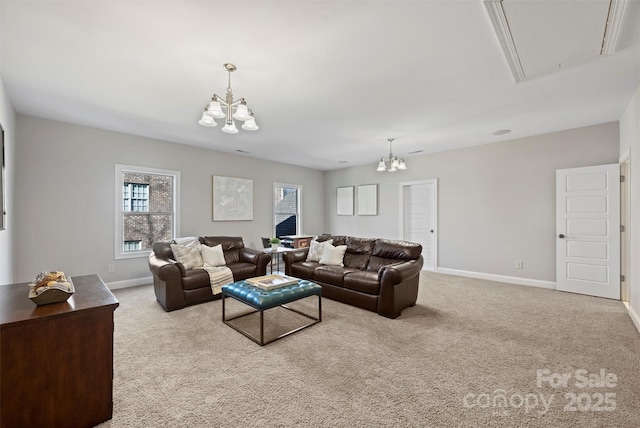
[
  {"left": 108, "top": 264, "right": 115, "bottom": 273},
  {"left": 516, "top": 261, "right": 524, "bottom": 269}
]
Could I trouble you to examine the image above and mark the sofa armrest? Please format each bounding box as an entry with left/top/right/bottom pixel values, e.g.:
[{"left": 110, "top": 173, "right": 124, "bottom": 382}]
[
  {"left": 379, "top": 259, "right": 422, "bottom": 285},
  {"left": 240, "top": 248, "right": 271, "bottom": 275},
  {"left": 240, "top": 247, "right": 263, "bottom": 264},
  {"left": 148, "top": 252, "right": 187, "bottom": 311},
  {"left": 377, "top": 257, "right": 424, "bottom": 318},
  {"left": 282, "top": 248, "right": 309, "bottom": 274},
  {"left": 149, "top": 254, "right": 186, "bottom": 278}
]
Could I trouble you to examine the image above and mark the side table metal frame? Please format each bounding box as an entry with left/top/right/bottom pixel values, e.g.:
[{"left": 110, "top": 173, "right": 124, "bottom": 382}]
[{"left": 261, "top": 246, "right": 291, "bottom": 274}]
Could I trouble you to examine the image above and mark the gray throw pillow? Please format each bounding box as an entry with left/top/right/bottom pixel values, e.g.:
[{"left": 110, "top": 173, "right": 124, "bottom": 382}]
[
  {"left": 170, "top": 244, "right": 204, "bottom": 270},
  {"left": 306, "top": 239, "right": 333, "bottom": 262}
]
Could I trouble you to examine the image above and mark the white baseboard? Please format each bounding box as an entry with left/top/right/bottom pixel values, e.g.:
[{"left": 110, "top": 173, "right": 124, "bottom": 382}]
[
  {"left": 434, "top": 267, "right": 556, "bottom": 290},
  {"left": 628, "top": 303, "right": 640, "bottom": 334},
  {"left": 106, "top": 276, "right": 153, "bottom": 290}
]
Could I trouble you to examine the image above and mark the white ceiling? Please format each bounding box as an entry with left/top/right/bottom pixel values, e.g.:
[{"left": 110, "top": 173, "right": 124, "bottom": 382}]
[{"left": 1, "top": 0, "right": 639, "bottom": 171}]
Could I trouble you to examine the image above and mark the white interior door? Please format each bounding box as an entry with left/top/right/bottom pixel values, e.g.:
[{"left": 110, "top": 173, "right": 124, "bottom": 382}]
[
  {"left": 556, "top": 164, "right": 620, "bottom": 299},
  {"left": 620, "top": 157, "right": 629, "bottom": 302},
  {"left": 400, "top": 180, "right": 437, "bottom": 271}
]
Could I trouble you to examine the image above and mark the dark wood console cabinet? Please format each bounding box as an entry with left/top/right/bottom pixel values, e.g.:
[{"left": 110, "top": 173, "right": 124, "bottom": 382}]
[{"left": 0, "top": 274, "right": 119, "bottom": 427}]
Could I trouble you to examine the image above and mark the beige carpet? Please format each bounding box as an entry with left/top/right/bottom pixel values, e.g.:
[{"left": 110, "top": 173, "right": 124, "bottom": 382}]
[{"left": 97, "top": 272, "right": 640, "bottom": 427}]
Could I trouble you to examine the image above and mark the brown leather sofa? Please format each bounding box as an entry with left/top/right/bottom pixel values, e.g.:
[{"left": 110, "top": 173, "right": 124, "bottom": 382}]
[
  {"left": 283, "top": 236, "right": 423, "bottom": 318},
  {"left": 148, "top": 236, "right": 271, "bottom": 311}
]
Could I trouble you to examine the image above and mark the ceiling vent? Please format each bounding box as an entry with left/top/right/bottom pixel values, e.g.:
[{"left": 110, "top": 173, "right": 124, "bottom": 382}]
[{"left": 484, "top": 0, "right": 628, "bottom": 82}]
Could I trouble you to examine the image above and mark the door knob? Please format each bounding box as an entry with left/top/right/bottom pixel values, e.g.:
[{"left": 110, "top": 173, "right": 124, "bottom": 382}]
[
  {"left": 558, "top": 234, "right": 565, "bottom": 239},
  {"left": 430, "top": 230, "right": 434, "bottom": 233}
]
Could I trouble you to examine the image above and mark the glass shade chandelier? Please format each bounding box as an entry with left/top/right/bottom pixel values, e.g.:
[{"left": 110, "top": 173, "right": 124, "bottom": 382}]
[
  {"left": 198, "top": 63, "right": 259, "bottom": 134},
  {"left": 376, "top": 138, "right": 407, "bottom": 172}
]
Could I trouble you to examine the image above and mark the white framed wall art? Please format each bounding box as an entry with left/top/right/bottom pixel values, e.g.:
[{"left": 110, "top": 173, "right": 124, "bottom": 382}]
[
  {"left": 213, "top": 176, "right": 254, "bottom": 221},
  {"left": 336, "top": 186, "right": 354, "bottom": 216},
  {"left": 357, "top": 184, "right": 378, "bottom": 216}
]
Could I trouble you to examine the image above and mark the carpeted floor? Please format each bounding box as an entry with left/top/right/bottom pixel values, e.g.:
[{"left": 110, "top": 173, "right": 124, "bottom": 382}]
[{"left": 97, "top": 272, "right": 640, "bottom": 427}]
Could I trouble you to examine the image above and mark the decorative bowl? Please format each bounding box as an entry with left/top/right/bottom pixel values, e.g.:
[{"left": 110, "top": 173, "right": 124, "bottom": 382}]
[{"left": 29, "top": 276, "right": 75, "bottom": 306}]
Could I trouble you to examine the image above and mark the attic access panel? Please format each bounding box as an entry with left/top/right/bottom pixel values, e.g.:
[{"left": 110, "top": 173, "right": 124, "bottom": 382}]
[{"left": 485, "top": 0, "right": 627, "bottom": 82}]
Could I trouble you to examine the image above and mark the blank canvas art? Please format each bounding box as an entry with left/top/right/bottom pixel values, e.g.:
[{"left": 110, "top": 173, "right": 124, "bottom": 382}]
[{"left": 213, "top": 176, "right": 254, "bottom": 221}]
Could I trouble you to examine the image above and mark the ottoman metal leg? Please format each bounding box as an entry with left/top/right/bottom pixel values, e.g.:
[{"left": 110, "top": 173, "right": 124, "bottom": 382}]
[
  {"left": 260, "top": 309, "right": 264, "bottom": 345},
  {"left": 222, "top": 293, "right": 321, "bottom": 346}
]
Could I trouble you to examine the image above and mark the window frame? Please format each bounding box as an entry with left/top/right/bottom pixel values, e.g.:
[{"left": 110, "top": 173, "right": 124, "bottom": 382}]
[
  {"left": 115, "top": 164, "right": 180, "bottom": 259},
  {"left": 273, "top": 182, "right": 302, "bottom": 238}
]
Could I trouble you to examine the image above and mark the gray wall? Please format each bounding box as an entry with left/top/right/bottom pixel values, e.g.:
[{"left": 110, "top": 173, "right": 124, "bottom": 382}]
[
  {"left": 14, "top": 115, "right": 325, "bottom": 284},
  {"left": 6, "top": 115, "right": 623, "bottom": 287},
  {"left": 0, "top": 74, "right": 16, "bottom": 284},
  {"left": 325, "top": 122, "right": 619, "bottom": 283},
  {"left": 0, "top": 3, "right": 16, "bottom": 284}
]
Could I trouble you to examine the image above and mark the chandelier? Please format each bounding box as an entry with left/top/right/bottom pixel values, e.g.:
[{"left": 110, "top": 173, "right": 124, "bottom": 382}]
[
  {"left": 198, "top": 63, "right": 259, "bottom": 134},
  {"left": 376, "top": 138, "right": 407, "bottom": 172}
]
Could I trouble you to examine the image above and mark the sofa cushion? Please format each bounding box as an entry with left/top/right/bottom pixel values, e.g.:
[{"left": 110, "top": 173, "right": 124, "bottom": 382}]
[
  {"left": 201, "top": 236, "right": 245, "bottom": 250},
  {"left": 201, "top": 244, "right": 226, "bottom": 267},
  {"left": 367, "top": 239, "right": 422, "bottom": 271},
  {"left": 173, "top": 236, "right": 200, "bottom": 247},
  {"left": 306, "top": 238, "right": 333, "bottom": 262},
  {"left": 346, "top": 236, "right": 375, "bottom": 253},
  {"left": 315, "top": 266, "right": 359, "bottom": 287},
  {"left": 367, "top": 256, "right": 399, "bottom": 272},
  {"left": 328, "top": 236, "right": 347, "bottom": 246},
  {"left": 289, "top": 261, "right": 320, "bottom": 279},
  {"left": 181, "top": 268, "right": 210, "bottom": 290},
  {"left": 344, "top": 270, "right": 380, "bottom": 295},
  {"left": 344, "top": 253, "right": 370, "bottom": 270},
  {"left": 201, "top": 236, "right": 245, "bottom": 265},
  {"left": 320, "top": 244, "right": 347, "bottom": 266},
  {"left": 372, "top": 239, "right": 422, "bottom": 260},
  {"left": 343, "top": 237, "right": 375, "bottom": 269},
  {"left": 170, "top": 244, "right": 204, "bottom": 270}
]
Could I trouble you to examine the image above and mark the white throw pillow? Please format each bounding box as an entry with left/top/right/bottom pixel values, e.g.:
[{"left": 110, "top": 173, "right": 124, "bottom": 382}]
[
  {"left": 170, "top": 244, "right": 204, "bottom": 270},
  {"left": 319, "top": 243, "right": 347, "bottom": 266},
  {"left": 200, "top": 244, "right": 226, "bottom": 267},
  {"left": 306, "top": 239, "right": 333, "bottom": 262}
]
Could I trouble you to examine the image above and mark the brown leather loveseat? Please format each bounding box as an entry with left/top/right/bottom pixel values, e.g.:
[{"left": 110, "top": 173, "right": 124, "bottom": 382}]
[
  {"left": 283, "top": 236, "right": 423, "bottom": 318},
  {"left": 148, "top": 236, "right": 270, "bottom": 311}
]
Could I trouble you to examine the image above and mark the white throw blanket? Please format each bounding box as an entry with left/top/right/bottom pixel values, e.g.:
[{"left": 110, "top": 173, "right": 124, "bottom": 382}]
[{"left": 203, "top": 265, "right": 234, "bottom": 295}]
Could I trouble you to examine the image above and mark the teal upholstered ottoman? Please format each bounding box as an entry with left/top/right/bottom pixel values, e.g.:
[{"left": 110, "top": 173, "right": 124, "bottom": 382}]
[{"left": 221, "top": 278, "right": 322, "bottom": 345}]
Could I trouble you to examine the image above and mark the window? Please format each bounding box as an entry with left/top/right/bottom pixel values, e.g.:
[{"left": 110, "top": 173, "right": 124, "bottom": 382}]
[
  {"left": 273, "top": 183, "right": 302, "bottom": 239},
  {"left": 115, "top": 165, "right": 180, "bottom": 259}
]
